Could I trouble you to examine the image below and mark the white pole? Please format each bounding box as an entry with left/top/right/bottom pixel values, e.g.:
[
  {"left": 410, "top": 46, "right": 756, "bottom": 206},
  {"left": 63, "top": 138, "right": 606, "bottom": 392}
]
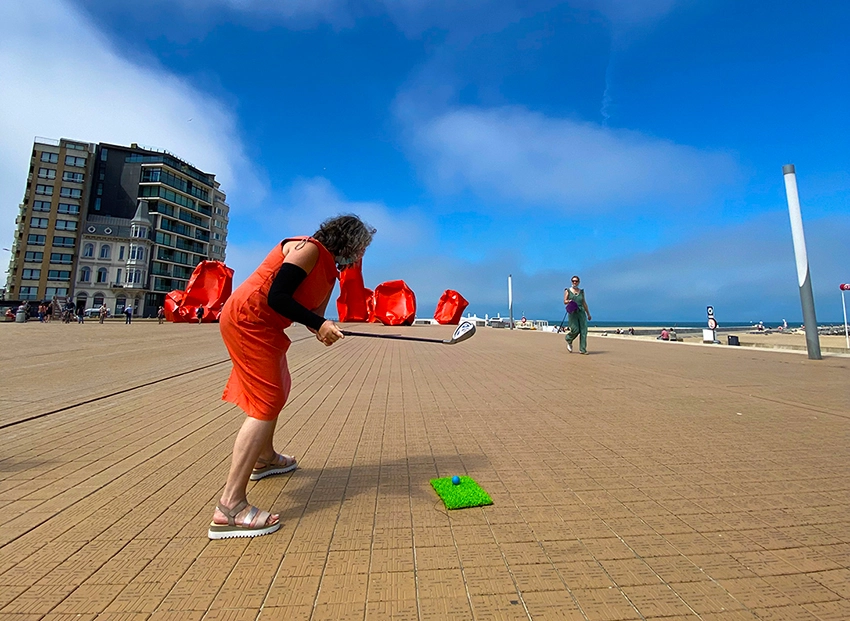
[
  {"left": 842, "top": 289, "right": 849, "bottom": 350},
  {"left": 783, "top": 165, "right": 822, "bottom": 360},
  {"left": 508, "top": 274, "right": 514, "bottom": 330}
]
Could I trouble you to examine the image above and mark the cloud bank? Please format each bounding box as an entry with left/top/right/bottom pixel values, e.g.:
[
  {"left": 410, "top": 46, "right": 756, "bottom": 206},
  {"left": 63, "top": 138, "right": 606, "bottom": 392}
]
[
  {"left": 0, "top": 0, "right": 261, "bottom": 258},
  {"left": 402, "top": 104, "right": 738, "bottom": 211}
]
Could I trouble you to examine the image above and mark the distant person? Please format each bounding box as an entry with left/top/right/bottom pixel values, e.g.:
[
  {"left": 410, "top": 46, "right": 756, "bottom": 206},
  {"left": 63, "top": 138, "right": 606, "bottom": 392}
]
[
  {"left": 124, "top": 304, "right": 133, "bottom": 324},
  {"left": 99, "top": 304, "right": 108, "bottom": 324},
  {"left": 77, "top": 306, "right": 85, "bottom": 324},
  {"left": 658, "top": 328, "right": 670, "bottom": 341},
  {"left": 38, "top": 303, "right": 46, "bottom": 323},
  {"left": 45, "top": 301, "right": 53, "bottom": 322},
  {"left": 157, "top": 306, "right": 165, "bottom": 324},
  {"left": 564, "top": 275, "right": 592, "bottom": 354},
  {"left": 669, "top": 329, "right": 678, "bottom": 341},
  {"left": 628, "top": 327, "right": 635, "bottom": 335},
  {"left": 196, "top": 306, "right": 205, "bottom": 324}
]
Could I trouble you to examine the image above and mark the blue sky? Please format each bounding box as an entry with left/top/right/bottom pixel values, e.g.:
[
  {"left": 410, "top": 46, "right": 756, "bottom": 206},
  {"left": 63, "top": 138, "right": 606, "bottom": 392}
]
[{"left": 1, "top": 0, "right": 848, "bottom": 323}]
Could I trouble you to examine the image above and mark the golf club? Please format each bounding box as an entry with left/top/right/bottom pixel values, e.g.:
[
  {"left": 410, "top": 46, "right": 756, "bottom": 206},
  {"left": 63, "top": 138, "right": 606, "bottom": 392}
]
[{"left": 341, "top": 320, "right": 476, "bottom": 345}]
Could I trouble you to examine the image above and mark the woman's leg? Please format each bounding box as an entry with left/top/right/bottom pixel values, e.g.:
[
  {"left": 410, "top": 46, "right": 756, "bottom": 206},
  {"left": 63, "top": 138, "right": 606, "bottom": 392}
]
[
  {"left": 214, "top": 416, "right": 279, "bottom": 524},
  {"left": 566, "top": 312, "right": 580, "bottom": 344},
  {"left": 579, "top": 313, "right": 588, "bottom": 353}
]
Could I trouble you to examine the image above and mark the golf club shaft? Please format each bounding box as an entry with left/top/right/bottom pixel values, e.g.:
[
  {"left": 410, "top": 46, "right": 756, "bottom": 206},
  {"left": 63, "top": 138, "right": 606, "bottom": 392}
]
[{"left": 341, "top": 330, "right": 446, "bottom": 344}]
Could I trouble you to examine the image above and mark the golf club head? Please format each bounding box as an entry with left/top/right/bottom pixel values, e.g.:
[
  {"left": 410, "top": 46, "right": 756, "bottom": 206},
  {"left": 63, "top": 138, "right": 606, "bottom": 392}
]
[{"left": 445, "top": 321, "right": 476, "bottom": 344}]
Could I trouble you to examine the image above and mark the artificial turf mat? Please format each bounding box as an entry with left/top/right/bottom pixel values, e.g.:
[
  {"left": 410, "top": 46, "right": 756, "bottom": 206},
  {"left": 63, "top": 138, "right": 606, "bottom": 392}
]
[{"left": 430, "top": 476, "right": 493, "bottom": 510}]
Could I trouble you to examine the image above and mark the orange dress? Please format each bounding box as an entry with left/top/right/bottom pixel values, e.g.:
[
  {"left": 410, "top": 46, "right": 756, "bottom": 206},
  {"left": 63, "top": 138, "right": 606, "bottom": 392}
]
[{"left": 220, "top": 237, "right": 338, "bottom": 420}]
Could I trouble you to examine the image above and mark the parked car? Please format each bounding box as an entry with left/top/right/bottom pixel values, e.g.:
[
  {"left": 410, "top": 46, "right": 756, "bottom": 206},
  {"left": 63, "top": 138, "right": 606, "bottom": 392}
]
[{"left": 83, "top": 307, "right": 112, "bottom": 318}]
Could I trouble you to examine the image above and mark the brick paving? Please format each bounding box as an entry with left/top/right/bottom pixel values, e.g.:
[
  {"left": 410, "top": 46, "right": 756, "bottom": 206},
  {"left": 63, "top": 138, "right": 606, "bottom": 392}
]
[{"left": 0, "top": 321, "right": 848, "bottom": 620}]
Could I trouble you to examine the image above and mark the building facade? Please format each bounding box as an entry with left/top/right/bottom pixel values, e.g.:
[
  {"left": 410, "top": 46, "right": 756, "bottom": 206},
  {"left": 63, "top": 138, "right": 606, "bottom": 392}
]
[
  {"left": 5, "top": 138, "right": 94, "bottom": 304},
  {"left": 5, "top": 138, "right": 228, "bottom": 316}
]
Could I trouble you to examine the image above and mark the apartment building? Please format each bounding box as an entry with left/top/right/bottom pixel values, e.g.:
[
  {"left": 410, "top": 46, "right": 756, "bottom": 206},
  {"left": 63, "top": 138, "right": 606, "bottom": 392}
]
[
  {"left": 5, "top": 138, "right": 228, "bottom": 316},
  {"left": 6, "top": 138, "right": 94, "bottom": 304}
]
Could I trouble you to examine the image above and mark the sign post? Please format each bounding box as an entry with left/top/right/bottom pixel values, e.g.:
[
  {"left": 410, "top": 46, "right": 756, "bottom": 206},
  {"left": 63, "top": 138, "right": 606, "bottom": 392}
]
[
  {"left": 783, "top": 165, "right": 822, "bottom": 360},
  {"left": 507, "top": 274, "right": 514, "bottom": 330},
  {"left": 706, "top": 305, "right": 718, "bottom": 343},
  {"left": 841, "top": 284, "right": 850, "bottom": 350}
]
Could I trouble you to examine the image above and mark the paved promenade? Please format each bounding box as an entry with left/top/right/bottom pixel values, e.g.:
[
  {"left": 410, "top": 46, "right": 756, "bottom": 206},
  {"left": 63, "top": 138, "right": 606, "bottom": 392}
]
[{"left": 1, "top": 321, "right": 848, "bottom": 620}]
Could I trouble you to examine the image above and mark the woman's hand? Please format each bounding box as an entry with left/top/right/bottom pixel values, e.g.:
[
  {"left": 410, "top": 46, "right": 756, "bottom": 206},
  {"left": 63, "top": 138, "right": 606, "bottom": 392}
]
[
  {"left": 316, "top": 320, "right": 344, "bottom": 346},
  {"left": 586, "top": 314, "right": 592, "bottom": 321}
]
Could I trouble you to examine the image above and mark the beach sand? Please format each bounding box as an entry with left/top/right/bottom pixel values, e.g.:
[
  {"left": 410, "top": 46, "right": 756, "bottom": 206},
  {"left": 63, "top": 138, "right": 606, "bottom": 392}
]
[{"left": 1, "top": 320, "right": 848, "bottom": 619}]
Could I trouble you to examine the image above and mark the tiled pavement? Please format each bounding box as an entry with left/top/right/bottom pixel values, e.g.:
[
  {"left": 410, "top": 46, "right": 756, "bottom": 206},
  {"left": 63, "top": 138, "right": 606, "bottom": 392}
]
[{"left": 0, "top": 321, "right": 848, "bottom": 620}]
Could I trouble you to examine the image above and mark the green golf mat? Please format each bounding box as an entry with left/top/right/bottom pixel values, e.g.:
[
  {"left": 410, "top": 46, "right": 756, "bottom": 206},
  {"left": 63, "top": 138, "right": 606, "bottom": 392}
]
[{"left": 430, "top": 476, "right": 493, "bottom": 510}]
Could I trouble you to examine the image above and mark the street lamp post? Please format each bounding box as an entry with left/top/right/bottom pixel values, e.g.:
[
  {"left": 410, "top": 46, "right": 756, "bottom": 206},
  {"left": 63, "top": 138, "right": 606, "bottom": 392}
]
[{"left": 782, "top": 165, "right": 822, "bottom": 360}]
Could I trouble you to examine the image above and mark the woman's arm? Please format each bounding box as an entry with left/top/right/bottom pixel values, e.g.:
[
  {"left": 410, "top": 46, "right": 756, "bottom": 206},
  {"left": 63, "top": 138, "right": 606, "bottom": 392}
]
[
  {"left": 582, "top": 291, "right": 591, "bottom": 320},
  {"left": 268, "top": 240, "right": 343, "bottom": 345},
  {"left": 564, "top": 288, "right": 570, "bottom": 305}
]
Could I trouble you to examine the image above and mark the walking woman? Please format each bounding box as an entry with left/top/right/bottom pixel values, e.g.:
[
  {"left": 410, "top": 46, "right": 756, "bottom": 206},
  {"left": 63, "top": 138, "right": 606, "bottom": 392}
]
[
  {"left": 564, "top": 275, "right": 592, "bottom": 354},
  {"left": 209, "top": 214, "right": 376, "bottom": 539}
]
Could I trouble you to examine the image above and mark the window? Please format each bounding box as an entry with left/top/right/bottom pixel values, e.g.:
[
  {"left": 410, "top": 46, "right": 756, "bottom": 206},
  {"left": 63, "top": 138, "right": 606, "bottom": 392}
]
[
  {"left": 76, "top": 293, "right": 87, "bottom": 307},
  {"left": 45, "top": 287, "right": 68, "bottom": 297},
  {"left": 96, "top": 268, "right": 108, "bottom": 283},
  {"left": 50, "top": 253, "right": 73, "bottom": 264},
  {"left": 133, "top": 226, "right": 147, "bottom": 238},
  {"left": 22, "top": 268, "right": 40, "bottom": 280},
  {"left": 27, "top": 234, "right": 46, "bottom": 245},
  {"left": 25, "top": 251, "right": 43, "bottom": 262},
  {"left": 100, "top": 148, "right": 108, "bottom": 161},
  {"left": 99, "top": 244, "right": 111, "bottom": 259},
  {"left": 83, "top": 243, "right": 94, "bottom": 257},
  {"left": 38, "top": 167, "right": 56, "bottom": 179},
  {"left": 36, "top": 184, "right": 53, "bottom": 195},
  {"left": 115, "top": 297, "right": 126, "bottom": 314},
  {"left": 119, "top": 246, "right": 125, "bottom": 260},
  {"left": 64, "top": 155, "right": 86, "bottom": 167},
  {"left": 127, "top": 269, "right": 142, "bottom": 284},
  {"left": 33, "top": 200, "right": 51, "bottom": 212},
  {"left": 213, "top": 232, "right": 221, "bottom": 240},
  {"left": 20, "top": 287, "right": 38, "bottom": 300},
  {"left": 57, "top": 203, "right": 79, "bottom": 215},
  {"left": 130, "top": 245, "right": 145, "bottom": 261},
  {"left": 55, "top": 220, "right": 77, "bottom": 231},
  {"left": 53, "top": 237, "right": 75, "bottom": 248},
  {"left": 60, "top": 187, "right": 82, "bottom": 198},
  {"left": 62, "top": 171, "right": 84, "bottom": 183},
  {"left": 79, "top": 267, "right": 91, "bottom": 282},
  {"left": 94, "top": 198, "right": 101, "bottom": 211},
  {"left": 47, "top": 270, "right": 70, "bottom": 281},
  {"left": 30, "top": 217, "right": 49, "bottom": 229},
  {"left": 40, "top": 152, "right": 59, "bottom": 163},
  {"left": 93, "top": 294, "right": 104, "bottom": 307}
]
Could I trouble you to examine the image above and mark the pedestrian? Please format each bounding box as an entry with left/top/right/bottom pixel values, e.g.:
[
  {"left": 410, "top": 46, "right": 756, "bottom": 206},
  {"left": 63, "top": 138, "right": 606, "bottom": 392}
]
[
  {"left": 196, "top": 306, "right": 205, "bottom": 324},
  {"left": 564, "top": 275, "right": 592, "bottom": 354},
  {"left": 124, "top": 304, "right": 133, "bottom": 324},
  {"left": 77, "top": 306, "right": 85, "bottom": 324},
  {"left": 157, "top": 306, "right": 165, "bottom": 324},
  {"left": 208, "top": 214, "right": 375, "bottom": 540},
  {"left": 99, "top": 304, "right": 108, "bottom": 324}
]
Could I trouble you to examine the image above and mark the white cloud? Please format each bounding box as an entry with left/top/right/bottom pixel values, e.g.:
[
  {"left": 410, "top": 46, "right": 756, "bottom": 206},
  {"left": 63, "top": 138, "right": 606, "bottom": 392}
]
[
  {"left": 225, "top": 177, "right": 435, "bottom": 287},
  {"left": 0, "top": 0, "right": 263, "bottom": 263},
  {"left": 402, "top": 104, "right": 739, "bottom": 211}
]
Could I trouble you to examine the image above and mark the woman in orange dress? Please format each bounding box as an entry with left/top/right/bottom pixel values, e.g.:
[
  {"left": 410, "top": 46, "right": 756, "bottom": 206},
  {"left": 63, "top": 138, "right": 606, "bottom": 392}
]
[{"left": 209, "top": 214, "right": 375, "bottom": 539}]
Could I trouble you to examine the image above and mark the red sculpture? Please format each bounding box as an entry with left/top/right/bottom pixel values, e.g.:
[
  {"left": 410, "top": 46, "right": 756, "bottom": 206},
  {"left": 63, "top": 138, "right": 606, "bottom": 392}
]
[
  {"left": 336, "top": 260, "right": 370, "bottom": 322},
  {"left": 166, "top": 260, "right": 234, "bottom": 323},
  {"left": 372, "top": 280, "right": 417, "bottom": 326},
  {"left": 434, "top": 289, "right": 469, "bottom": 325}
]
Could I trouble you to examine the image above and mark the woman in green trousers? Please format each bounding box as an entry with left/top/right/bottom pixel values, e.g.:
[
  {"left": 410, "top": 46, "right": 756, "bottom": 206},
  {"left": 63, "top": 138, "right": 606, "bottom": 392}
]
[{"left": 564, "top": 275, "right": 592, "bottom": 354}]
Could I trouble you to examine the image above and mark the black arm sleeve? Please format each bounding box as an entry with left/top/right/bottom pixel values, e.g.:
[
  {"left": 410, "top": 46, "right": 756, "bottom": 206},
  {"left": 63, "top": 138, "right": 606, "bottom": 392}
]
[{"left": 267, "top": 263, "right": 326, "bottom": 331}]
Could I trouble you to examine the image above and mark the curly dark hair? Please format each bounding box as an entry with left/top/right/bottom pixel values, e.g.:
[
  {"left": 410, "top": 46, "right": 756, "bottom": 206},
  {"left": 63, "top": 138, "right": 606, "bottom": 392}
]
[{"left": 313, "top": 214, "right": 376, "bottom": 263}]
